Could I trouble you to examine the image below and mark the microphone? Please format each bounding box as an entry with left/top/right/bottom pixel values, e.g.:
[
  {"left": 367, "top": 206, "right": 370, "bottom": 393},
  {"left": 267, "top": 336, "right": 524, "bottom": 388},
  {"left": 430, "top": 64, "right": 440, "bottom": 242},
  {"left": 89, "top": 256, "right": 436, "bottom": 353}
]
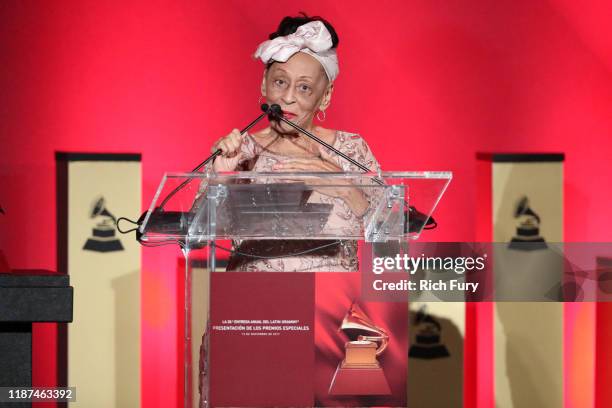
[
  {"left": 267, "top": 104, "right": 283, "bottom": 120},
  {"left": 117, "top": 104, "right": 275, "bottom": 243},
  {"left": 156, "top": 103, "right": 273, "bottom": 210},
  {"left": 267, "top": 104, "right": 436, "bottom": 232},
  {"left": 180, "top": 103, "right": 273, "bottom": 178}
]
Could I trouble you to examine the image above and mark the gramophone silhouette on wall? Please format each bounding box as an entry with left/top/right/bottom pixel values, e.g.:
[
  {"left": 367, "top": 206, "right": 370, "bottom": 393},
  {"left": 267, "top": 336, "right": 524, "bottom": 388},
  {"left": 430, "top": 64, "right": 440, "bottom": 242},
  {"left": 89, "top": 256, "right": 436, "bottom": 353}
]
[
  {"left": 508, "top": 196, "right": 547, "bottom": 251},
  {"left": 83, "top": 197, "right": 124, "bottom": 253},
  {"left": 409, "top": 307, "right": 450, "bottom": 359}
]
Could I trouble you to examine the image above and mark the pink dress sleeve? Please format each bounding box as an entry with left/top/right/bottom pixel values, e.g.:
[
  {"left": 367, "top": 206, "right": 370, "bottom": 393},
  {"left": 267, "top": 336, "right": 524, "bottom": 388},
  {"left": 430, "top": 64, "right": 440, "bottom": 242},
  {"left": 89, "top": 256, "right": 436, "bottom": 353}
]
[
  {"left": 322, "top": 132, "right": 380, "bottom": 173},
  {"left": 328, "top": 132, "right": 383, "bottom": 220}
]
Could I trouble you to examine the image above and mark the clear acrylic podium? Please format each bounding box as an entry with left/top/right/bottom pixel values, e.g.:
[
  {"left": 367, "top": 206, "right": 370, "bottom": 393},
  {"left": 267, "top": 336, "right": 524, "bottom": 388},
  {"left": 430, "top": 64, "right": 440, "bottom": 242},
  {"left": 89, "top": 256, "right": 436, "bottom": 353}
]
[{"left": 139, "top": 170, "right": 451, "bottom": 408}]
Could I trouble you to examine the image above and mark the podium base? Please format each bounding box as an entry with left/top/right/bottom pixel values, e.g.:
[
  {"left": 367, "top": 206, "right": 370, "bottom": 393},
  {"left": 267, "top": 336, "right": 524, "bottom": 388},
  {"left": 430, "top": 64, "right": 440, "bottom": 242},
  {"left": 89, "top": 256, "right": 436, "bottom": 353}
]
[{"left": 328, "top": 364, "right": 391, "bottom": 395}]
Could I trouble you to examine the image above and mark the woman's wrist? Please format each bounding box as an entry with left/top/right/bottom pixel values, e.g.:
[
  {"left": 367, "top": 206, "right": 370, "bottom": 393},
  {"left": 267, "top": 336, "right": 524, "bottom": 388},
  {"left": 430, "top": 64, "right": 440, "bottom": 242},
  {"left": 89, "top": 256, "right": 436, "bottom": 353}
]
[
  {"left": 341, "top": 187, "right": 370, "bottom": 218},
  {"left": 212, "top": 155, "right": 235, "bottom": 172}
]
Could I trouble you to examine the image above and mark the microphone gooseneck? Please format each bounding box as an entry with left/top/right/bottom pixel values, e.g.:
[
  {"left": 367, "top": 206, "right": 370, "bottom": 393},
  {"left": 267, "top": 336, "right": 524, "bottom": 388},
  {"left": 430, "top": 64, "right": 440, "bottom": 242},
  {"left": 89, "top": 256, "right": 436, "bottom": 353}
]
[
  {"left": 267, "top": 104, "right": 436, "bottom": 232},
  {"left": 123, "top": 104, "right": 276, "bottom": 243},
  {"left": 268, "top": 103, "right": 375, "bottom": 176},
  {"left": 156, "top": 104, "right": 274, "bottom": 211}
]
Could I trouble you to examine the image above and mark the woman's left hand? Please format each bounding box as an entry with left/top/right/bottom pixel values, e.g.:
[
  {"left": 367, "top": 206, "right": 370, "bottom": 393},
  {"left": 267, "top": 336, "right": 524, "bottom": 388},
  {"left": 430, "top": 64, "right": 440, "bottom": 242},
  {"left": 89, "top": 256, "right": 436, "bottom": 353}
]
[
  {"left": 272, "top": 156, "right": 341, "bottom": 172},
  {"left": 272, "top": 157, "right": 370, "bottom": 216},
  {"left": 272, "top": 157, "right": 349, "bottom": 198}
]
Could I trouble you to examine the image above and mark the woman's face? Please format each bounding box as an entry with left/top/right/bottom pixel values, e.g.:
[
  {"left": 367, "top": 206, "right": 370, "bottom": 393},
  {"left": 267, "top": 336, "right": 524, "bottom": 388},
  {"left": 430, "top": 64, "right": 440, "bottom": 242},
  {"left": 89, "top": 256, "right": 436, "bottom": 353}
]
[{"left": 262, "top": 52, "right": 333, "bottom": 135}]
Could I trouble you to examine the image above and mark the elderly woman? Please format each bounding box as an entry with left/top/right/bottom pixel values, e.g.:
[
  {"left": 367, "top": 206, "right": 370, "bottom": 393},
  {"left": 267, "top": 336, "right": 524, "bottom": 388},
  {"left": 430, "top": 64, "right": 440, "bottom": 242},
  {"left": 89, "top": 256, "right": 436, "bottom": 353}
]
[
  {"left": 209, "top": 14, "right": 382, "bottom": 273},
  {"left": 198, "top": 14, "right": 383, "bottom": 407}
]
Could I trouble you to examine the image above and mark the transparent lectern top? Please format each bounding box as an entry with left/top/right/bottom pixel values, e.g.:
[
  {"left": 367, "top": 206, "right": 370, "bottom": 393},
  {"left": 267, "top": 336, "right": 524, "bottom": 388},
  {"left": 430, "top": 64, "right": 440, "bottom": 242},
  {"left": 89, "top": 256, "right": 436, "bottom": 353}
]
[{"left": 139, "top": 171, "right": 451, "bottom": 245}]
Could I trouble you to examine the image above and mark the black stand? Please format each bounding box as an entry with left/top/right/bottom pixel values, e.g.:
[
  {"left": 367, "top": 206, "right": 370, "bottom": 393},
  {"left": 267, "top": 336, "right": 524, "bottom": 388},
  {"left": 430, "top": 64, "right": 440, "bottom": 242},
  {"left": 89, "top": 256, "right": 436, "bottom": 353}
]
[{"left": 0, "top": 271, "right": 73, "bottom": 408}]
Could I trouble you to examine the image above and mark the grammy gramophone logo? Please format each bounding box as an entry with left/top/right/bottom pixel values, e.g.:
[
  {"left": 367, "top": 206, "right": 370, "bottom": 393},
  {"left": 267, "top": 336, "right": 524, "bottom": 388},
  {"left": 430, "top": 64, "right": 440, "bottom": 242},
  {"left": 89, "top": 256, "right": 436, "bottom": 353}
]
[
  {"left": 328, "top": 302, "right": 391, "bottom": 395},
  {"left": 409, "top": 307, "right": 450, "bottom": 359},
  {"left": 82, "top": 196, "right": 124, "bottom": 253},
  {"left": 508, "top": 196, "right": 547, "bottom": 250}
]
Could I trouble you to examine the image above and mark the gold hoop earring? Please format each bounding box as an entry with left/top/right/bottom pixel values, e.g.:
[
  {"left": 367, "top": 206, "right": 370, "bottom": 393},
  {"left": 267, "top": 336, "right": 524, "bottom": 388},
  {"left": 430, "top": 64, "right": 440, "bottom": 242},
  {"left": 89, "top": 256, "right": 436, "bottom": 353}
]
[{"left": 316, "top": 109, "right": 326, "bottom": 122}]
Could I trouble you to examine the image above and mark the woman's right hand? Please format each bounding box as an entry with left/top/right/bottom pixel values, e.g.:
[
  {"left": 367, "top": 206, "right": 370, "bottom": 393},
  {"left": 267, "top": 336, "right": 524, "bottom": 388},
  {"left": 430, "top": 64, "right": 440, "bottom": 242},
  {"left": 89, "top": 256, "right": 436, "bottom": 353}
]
[{"left": 211, "top": 128, "right": 245, "bottom": 171}]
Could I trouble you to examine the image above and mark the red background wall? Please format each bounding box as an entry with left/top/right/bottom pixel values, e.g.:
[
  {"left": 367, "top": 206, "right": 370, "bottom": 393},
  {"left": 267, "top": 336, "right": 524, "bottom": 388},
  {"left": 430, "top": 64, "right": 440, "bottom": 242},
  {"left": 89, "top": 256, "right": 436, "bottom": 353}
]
[{"left": 1, "top": 1, "right": 611, "bottom": 407}]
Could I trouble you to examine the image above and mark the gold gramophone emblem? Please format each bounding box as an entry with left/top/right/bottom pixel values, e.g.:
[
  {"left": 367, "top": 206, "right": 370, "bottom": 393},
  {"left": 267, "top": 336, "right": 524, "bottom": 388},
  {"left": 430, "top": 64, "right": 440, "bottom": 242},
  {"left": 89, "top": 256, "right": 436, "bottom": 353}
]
[{"left": 329, "top": 302, "right": 391, "bottom": 395}]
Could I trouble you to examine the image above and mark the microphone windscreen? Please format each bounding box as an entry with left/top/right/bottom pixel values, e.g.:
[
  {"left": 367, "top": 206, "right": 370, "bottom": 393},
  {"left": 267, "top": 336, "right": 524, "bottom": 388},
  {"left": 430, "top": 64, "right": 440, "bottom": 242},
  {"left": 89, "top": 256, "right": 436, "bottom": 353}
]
[
  {"left": 260, "top": 103, "right": 269, "bottom": 112},
  {"left": 266, "top": 103, "right": 282, "bottom": 121},
  {"left": 270, "top": 104, "right": 282, "bottom": 116}
]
